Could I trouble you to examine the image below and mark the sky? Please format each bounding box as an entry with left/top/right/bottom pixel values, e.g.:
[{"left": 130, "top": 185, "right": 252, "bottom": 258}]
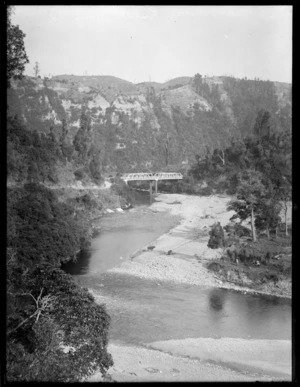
[{"left": 11, "top": 5, "right": 292, "bottom": 84}]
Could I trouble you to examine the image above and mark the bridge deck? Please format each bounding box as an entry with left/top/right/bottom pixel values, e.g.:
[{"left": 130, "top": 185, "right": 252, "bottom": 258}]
[{"left": 121, "top": 172, "right": 183, "bottom": 182}]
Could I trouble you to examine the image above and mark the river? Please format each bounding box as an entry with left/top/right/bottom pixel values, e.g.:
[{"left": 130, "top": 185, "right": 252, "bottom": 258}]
[{"left": 62, "top": 191, "right": 291, "bottom": 347}]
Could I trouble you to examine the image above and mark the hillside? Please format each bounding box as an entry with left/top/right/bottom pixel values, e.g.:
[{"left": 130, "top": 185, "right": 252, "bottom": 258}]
[{"left": 7, "top": 74, "right": 291, "bottom": 185}]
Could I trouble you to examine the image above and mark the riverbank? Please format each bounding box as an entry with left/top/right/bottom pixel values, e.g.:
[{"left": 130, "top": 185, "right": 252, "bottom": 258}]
[
  {"left": 88, "top": 338, "right": 291, "bottom": 382},
  {"left": 108, "top": 193, "right": 291, "bottom": 298},
  {"left": 86, "top": 193, "right": 291, "bottom": 382}
]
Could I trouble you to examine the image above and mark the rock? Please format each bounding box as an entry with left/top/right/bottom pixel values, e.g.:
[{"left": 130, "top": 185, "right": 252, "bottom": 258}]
[
  {"left": 116, "top": 207, "right": 124, "bottom": 212},
  {"left": 145, "top": 367, "right": 159, "bottom": 373},
  {"left": 147, "top": 245, "right": 155, "bottom": 250}
]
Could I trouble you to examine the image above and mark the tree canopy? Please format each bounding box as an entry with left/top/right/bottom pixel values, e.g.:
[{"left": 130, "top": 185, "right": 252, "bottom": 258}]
[{"left": 7, "top": 6, "right": 29, "bottom": 86}]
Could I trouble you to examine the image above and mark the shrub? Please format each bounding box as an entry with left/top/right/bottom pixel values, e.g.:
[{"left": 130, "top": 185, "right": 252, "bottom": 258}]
[
  {"left": 207, "top": 261, "right": 222, "bottom": 272},
  {"left": 74, "top": 169, "right": 84, "bottom": 181},
  {"left": 208, "top": 222, "right": 225, "bottom": 249},
  {"left": 224, "top": 222, "right": 251, "bottom": 238},
  {"left": 200, "top": 186, "right": 213, "bottom": 196}
]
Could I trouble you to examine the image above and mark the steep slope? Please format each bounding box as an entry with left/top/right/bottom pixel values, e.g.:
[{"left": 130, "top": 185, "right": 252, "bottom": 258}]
[{"left": 7, "top": 74, "right": 292, "bottom": 185}]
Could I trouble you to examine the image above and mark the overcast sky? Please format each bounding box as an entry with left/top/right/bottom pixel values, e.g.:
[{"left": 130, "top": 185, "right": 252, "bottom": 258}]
[{"left": 11, "top": 5, "right": 292, "bottom": 84}]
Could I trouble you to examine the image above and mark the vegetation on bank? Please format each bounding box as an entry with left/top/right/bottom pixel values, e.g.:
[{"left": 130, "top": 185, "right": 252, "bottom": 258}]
[
  {"left": 7, "top": 182, "right": 114, "bottom": 381},
  {"left": 207, "top": 226, "right": 291, "bottom": 297},
  {"left": 6, "top": 9, "right": 113, "bottom": 382},
  {"left": 201, "top": 114, "right": 292, "bottom": 295}
]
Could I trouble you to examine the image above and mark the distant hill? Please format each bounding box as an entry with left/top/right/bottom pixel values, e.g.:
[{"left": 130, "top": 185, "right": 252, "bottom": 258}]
[{"left": 7, "top": 73, "right": 291, "bottom": 184}]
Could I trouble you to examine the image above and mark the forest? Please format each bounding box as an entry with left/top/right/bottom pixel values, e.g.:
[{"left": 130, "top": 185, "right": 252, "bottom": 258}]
[{"left": 6, "top": 9, "right": 113, "bottom": 382}]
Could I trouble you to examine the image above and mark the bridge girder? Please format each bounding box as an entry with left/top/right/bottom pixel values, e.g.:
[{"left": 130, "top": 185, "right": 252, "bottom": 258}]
[{"left": 121, "top": 172, "right": 183, "bottom": 182}]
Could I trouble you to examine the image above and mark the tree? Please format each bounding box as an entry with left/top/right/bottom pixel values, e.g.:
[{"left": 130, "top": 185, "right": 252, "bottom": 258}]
[
  {"left": 255, "top": 196, "right": 281, "bottom": 239},
  {"left": 33, "top": 61, "right": 40, "bottom": 78},
  {"left": 89, "top": 153, "right": 102, "bottom": 183},
  {"left": 27, "top": 161, "right": 39, "bottom": 183},
  {"left": 208, "top": 222, "right": 225, "bottom": 249},
  {"left": 253, "top": 109, "right": 271, "bottom": 141},
  {"left": 192, "top": 73, "right": 203, "bottom": 95},
  {"left": 228, "top": 169, "right": 266, "bottom": 242},
  {"left": 73, "top": 111, "right": 92, "bottom": 162},
  {"left": 7, "top": 6, "right": 29, "bottom": 87},
  {"left": 7, "top": 264, "right": 113, "bottom": 382},
  {"left": 277, "top": 182, "right": 292, "bottom": 237}
]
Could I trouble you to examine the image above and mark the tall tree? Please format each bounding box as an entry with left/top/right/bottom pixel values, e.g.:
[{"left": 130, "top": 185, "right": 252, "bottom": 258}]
[
  {"left": 228, "top": 169, "right": 266, "bottom": 242},
  {"left": 33, "top": 61, "right": 40, "bottom": 77},
  {"left": 192, "top": 73, "right": 203, "bottom": 95},
  {"left": 73, "top": 111, "right": 92, "bottom": 162},
  {"left": 253, "top": 109, "right": 271, "bottom": 141},
  {"left": 7, "top": 6, "right": 29, "bottom": 87}
]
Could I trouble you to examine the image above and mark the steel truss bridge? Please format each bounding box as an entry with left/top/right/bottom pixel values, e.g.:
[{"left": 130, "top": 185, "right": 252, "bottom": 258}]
[
  {"left": 121, "top": 172, "right": 183, "bottom": 195},
  {"left": 121, "top": 172, "right": 183, "bottom": 182}
]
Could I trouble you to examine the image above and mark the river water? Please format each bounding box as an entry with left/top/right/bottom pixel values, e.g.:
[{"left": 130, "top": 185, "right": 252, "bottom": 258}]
[{"left": 62, "top": 191, "right": 291, "bottom": 346}]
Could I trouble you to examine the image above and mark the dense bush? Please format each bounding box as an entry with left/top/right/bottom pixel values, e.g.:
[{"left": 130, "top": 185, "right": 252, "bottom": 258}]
[
  {"left": 110, "top": 177, "right": 134, "bottom": 206},
  {"left": 223, "top": 222, "right": 251, "bottom": 238},
  {"left": 7, "top": 183, "right": 113, "bottom": 381},
  {"left": 7, "top": 263, "right": 113, "bottom": 382},
  {"left": 7, "top": 183, "right": 89, "bottom": 266}
]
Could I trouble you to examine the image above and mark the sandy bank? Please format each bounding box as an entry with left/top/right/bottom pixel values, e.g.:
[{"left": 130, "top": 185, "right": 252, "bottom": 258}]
[
  {"left": 108, "top": 194, "right": 231, "bottom": 286},
  {"left": 88, "top": 336, "right": 291, "bottom": 382},
  {"left": 108, "top": 193, "right": 291, "bottom": 298},
  {"left": 147, "top": 337, "right": 291, "bottom": 379}
]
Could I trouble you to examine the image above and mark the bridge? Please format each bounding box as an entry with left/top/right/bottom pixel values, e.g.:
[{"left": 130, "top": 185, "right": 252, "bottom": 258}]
[{"left": 121, "top": 172, "right": 183, "bottom": 194}]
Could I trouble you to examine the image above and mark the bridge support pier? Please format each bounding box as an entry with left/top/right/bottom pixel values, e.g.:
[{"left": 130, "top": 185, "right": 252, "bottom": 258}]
[{"left": 155, "top": 180, "right": 158, "bottom": 194}]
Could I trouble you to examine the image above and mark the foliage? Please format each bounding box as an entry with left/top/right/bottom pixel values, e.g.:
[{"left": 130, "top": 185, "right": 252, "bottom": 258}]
[
  {"left": 73, "top": 111, "right": 92, "bottom": 162},
  {"left": 74, "top": 168, "right": 85, "bottom": 181},
  {"left": 228, "top": 169, "right": 266, "bottom": 241},
  {"left": 7, "top": 183, "right": 89, "bottom": 266},
  {"left": 7, "top": 263, "right": 113, "bottom": 382},
  {"left": 207, "top": 222, "right": 225, "bottom": 249},
  {"left": 7, "top": 183, "right": 113, "bottom": 381},
  {"left": 7, "top": 6, "right": 29, "bottom": 86},
  {"left": 7, "top": 115, "right": 59, "bottom": 183},
  {"left": 253, "top": 109, "right": 271, "bottom": 140},
  {"left": 110, "top": 177, "right": 134, "bottom": 207}
]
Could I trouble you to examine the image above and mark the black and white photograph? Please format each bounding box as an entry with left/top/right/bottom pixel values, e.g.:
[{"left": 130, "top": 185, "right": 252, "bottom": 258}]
[{"left": 6, "top": 5, "right": 292, "bottom": 382}]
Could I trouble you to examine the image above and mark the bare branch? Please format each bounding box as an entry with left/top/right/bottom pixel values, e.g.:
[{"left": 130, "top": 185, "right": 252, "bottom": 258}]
[
  {"left": 7, "top": 310, "right": 39, "bottom": 335},
  {"left": 7, "top": 288, "right": 50, "bottom": 334}
]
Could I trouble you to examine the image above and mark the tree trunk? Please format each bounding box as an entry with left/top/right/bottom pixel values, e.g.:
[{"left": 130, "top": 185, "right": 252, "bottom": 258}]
[
  {"left": 250, "top": 207, "right": 257, "bottom": 242},
  {"left": 266, "top": 226, "right": 270, "bottom": 239},
  {"left": 275, "top": 226, "right": 278, "bottom": 239},
  {"left": 284, "top": 203, "right": 288, "bottom": 236}
]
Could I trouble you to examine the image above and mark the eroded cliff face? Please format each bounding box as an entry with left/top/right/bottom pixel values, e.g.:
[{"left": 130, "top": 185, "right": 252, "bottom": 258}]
[{"left": 7, "top": 74, "right": 291, "bottom": 174}]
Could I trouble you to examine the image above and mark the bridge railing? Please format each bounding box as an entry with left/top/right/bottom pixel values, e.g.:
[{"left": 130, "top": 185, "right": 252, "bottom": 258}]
[{"left": 121, "top": 172, "right": 183, "bottom": 181}]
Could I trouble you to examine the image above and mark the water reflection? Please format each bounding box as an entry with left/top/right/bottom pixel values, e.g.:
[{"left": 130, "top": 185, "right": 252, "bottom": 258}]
[
  {"left": 208, "top": 289, "right": 226, "bottom": 311},
  {"left": 78, "top": 273, "right": 291, "bottom": 344},
  {"left": 61, "top": 249, "right": 91, "bottom": 275}
]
